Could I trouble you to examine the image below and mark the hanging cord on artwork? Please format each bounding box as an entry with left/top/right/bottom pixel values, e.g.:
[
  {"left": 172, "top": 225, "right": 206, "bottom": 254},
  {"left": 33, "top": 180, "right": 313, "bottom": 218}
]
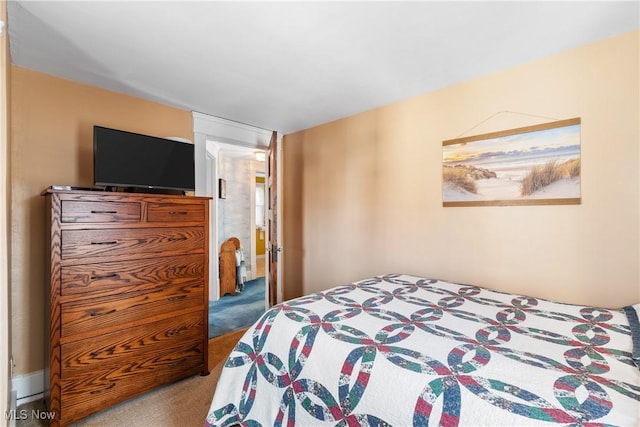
[{"left": 454, "top": 110, "right": 561, "bottom": 139}]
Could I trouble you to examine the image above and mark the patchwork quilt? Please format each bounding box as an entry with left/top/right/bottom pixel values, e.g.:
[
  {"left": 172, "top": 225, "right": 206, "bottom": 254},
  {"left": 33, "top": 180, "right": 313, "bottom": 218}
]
[{"left": 205, "top": 274, "right": 640, "bottom": 426}]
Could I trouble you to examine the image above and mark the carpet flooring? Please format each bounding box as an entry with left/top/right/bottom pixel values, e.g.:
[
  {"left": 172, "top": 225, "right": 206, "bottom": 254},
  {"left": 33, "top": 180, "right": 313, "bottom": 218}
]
[
  {"left": 208, "top": 276, "right": 266, "bottom": 338},
  {"left": 17, "top": 330, "right": 247, "bottom": 427}
]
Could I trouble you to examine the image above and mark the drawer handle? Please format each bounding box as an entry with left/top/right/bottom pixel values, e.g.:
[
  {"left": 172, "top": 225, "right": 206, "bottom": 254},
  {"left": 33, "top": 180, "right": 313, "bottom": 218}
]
[
  {"left": 168, "top": 295, "right": 187, "bottom": 302},
  {"left": 168, "top": 237, "right": 187, "bottom": 242},
  {"left": 91, "top": 308, "right": 116, "bottom": 317},
  {"left": 91, "top": 210, "right": 118, "bottom": 214},
  {"left": 91, "top": 273, "right": 118, "bottom": 280},
  {"left": 91, "top": 241, "right": 118, "bottom": 245},
  {"left": 90, "top": 383, "right": 116, "bottom": 394},
  {"left": 169, "top": 211, "right": 188, "bottom": 215}
]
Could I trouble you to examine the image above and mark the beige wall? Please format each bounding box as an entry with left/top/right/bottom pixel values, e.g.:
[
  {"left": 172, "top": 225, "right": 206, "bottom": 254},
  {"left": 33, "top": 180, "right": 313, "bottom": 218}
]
[
  {"left": 2, "top": 1, "right": 12, "bottom": 421},
  {"left": 283, "top": 30, "right": 639, "bottom": 308},
  {"left": 282, "top": 131, "right": 304, "bottom": 301},
  {"left": 10, "top": 67, "right": 192, "bottom": 375}
]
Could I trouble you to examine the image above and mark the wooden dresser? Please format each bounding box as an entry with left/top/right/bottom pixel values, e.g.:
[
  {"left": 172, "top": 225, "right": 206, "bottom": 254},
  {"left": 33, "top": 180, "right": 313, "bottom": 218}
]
[{"left": 43, "top": 189, "right": 211, "bottom": 426}]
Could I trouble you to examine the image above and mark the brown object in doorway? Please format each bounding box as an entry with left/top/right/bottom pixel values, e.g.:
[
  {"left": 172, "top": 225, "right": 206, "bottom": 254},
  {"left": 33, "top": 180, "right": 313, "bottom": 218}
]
[{"left": 219, "top": 237, "right": 240, "bottom": 296}]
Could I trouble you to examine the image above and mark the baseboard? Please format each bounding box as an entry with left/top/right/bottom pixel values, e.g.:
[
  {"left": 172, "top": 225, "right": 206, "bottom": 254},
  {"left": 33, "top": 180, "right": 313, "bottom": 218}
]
[{"left": 11, "top": 370, "right": 44, "bottom": 407}]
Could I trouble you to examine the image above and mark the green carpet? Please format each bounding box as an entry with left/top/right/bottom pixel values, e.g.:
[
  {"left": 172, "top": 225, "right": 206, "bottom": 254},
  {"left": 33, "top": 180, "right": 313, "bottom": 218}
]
[{"left": 208, "top": 276, "right": 266, "bottom": 338}]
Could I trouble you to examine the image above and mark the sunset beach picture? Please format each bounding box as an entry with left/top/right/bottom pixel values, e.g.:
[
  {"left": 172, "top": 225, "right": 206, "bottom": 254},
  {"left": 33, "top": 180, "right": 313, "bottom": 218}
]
[{"left": 442, "top": 118, "right": 581, "bottom": 206}]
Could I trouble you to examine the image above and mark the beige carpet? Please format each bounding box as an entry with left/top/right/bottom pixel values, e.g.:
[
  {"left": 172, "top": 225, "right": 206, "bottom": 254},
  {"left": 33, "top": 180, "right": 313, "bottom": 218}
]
[{"left": 18, "top": 329, "right": 247, "bottom": 427}]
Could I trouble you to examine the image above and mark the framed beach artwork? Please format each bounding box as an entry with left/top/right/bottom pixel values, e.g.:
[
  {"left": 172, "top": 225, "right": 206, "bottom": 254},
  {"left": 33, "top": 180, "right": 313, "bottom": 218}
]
[{"left": 442, "top": 117, "right": 581, "bottom": 207}]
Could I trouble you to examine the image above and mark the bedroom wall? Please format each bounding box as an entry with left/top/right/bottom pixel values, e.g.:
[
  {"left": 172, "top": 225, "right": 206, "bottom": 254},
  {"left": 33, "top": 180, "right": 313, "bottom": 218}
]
[
  {"left": 282, "top": 30, "right": 639, "bottom": 308},
  {"left": 282, "top": 132, "right": 304, "bottom": 302},
  {"left": 9, "top": 66, "right": 193, "bottom": 376}
]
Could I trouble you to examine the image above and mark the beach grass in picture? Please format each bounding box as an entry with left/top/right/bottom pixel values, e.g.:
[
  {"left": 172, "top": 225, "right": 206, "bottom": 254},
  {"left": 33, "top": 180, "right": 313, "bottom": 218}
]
[{"left": 442, "top": 118, "right": 581, "bottom": 207}]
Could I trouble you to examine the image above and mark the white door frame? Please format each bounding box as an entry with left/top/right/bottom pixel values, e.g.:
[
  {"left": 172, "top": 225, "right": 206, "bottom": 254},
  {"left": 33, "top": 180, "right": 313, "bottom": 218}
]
[
  {"left": 193, "top": 112, "right": 278, "bottom": 303},
  {"left": 204, "top": 147, "right": 218, "bottom": 301}
]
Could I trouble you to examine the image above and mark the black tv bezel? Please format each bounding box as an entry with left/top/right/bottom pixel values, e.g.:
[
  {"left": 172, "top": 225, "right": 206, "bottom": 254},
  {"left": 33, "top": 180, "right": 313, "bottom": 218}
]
[{"left": 93, "top": 126, "right": 195, "bottom": 193}]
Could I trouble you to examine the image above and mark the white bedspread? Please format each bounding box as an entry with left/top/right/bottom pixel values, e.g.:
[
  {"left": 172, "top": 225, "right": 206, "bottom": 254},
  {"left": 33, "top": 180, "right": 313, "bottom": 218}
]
[{"left": 206, "top": 274, "right": 640, "bottom": 426}]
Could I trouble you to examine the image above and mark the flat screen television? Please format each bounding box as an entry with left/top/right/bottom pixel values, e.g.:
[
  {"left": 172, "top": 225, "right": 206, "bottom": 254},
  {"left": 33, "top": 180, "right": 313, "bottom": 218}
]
[{"left": 93, "top": 126, "right": 195, "bottom": 193}]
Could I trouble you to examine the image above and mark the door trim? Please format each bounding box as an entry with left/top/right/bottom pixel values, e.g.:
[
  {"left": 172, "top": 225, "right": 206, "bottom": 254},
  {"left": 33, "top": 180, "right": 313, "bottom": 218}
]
[{"left": 205, "top": 148, "right": 218, "bottom": 301}]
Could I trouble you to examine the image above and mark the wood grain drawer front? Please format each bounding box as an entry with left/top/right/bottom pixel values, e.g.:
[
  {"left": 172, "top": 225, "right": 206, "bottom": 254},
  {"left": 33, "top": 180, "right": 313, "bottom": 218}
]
[
  {"left": 60, "top": 341, "right": 204, "bottom": 423},
  {"left": 61, "top": 201, "right": 141, "bottom": 223},
  {"left": 60, "top": 283, "right": 203, "bottom": 338},
  {"left": 60, "top": 254, "right": 205, "bottom": 296},
  {"left": 61, "top": 227, "right": 205, "bottom": 259},
  {"left": 61, "top": 311, "right": 203, "bottom": 378},
  {"left": 147, "top": 203, "right": 205, "bottom": 222}
]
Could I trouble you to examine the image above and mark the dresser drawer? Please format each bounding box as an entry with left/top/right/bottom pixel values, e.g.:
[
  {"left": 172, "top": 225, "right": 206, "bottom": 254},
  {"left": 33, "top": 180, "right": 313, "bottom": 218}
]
[
  {"left": 60, "top": 283, "right": 204, "bottom": 338},
  {"left": 61, "top": 200, "right": 141, "bottom": 223},
  {"left": 61, "top": 311, "right": 204, "bottom": 377},
  {"left": 61, "top": 227, "right": 205, "bottom": 259},
  {"left": 60, "top": 340, "right": 204, "bottom": 423},
  {"left": 147, "top": 203, "right": 205, "bottom": 222},
  {"left": 60, "top": 254, "right": 205, "bottom": 296}
]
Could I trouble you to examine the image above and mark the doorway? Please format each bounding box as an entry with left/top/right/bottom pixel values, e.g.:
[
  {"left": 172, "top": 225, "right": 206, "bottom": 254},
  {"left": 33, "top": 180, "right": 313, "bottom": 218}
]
[
  {"left": 215, "top": 144, "right": 266, "bottom": 281},
  {"left": 192, "top": 112, "right": 281, "bottom": 338},
  {"left": 208, "top": 144, "right": 267, "bottom": 338}
]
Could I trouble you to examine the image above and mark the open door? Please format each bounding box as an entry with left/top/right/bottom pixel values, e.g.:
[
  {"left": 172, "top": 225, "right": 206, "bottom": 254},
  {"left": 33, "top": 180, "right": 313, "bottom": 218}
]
[{"left": 267, "top": 131, "right": 280, "bottom": 306}]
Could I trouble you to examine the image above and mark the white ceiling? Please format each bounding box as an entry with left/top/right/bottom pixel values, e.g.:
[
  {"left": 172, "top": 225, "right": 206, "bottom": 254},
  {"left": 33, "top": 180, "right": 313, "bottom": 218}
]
[{"left": 6, "top": 1, "right": 639, "bottom": 135}]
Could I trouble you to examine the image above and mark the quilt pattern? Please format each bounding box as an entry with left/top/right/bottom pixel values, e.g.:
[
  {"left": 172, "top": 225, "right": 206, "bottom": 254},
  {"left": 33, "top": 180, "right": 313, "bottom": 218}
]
[{"left": 205, "top": 274, "right": 639, "bottom": 426}]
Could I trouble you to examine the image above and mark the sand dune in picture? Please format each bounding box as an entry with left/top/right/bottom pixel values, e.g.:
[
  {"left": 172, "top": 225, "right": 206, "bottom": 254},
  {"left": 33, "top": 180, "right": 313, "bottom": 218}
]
[{"left": 443, "top": 159, "right": 581, "bottom": 202}]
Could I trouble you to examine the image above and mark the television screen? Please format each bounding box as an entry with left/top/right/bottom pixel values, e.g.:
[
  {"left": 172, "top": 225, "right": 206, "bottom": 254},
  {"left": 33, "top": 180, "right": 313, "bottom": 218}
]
[{"left": 93, "top": 126, "right": 195, "bottom": 192}]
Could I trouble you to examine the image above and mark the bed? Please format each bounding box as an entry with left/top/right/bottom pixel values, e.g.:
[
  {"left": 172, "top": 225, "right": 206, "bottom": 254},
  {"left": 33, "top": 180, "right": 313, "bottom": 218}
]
[{"left": 205, "top": 274, "right": 640, "bottom": 426}]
